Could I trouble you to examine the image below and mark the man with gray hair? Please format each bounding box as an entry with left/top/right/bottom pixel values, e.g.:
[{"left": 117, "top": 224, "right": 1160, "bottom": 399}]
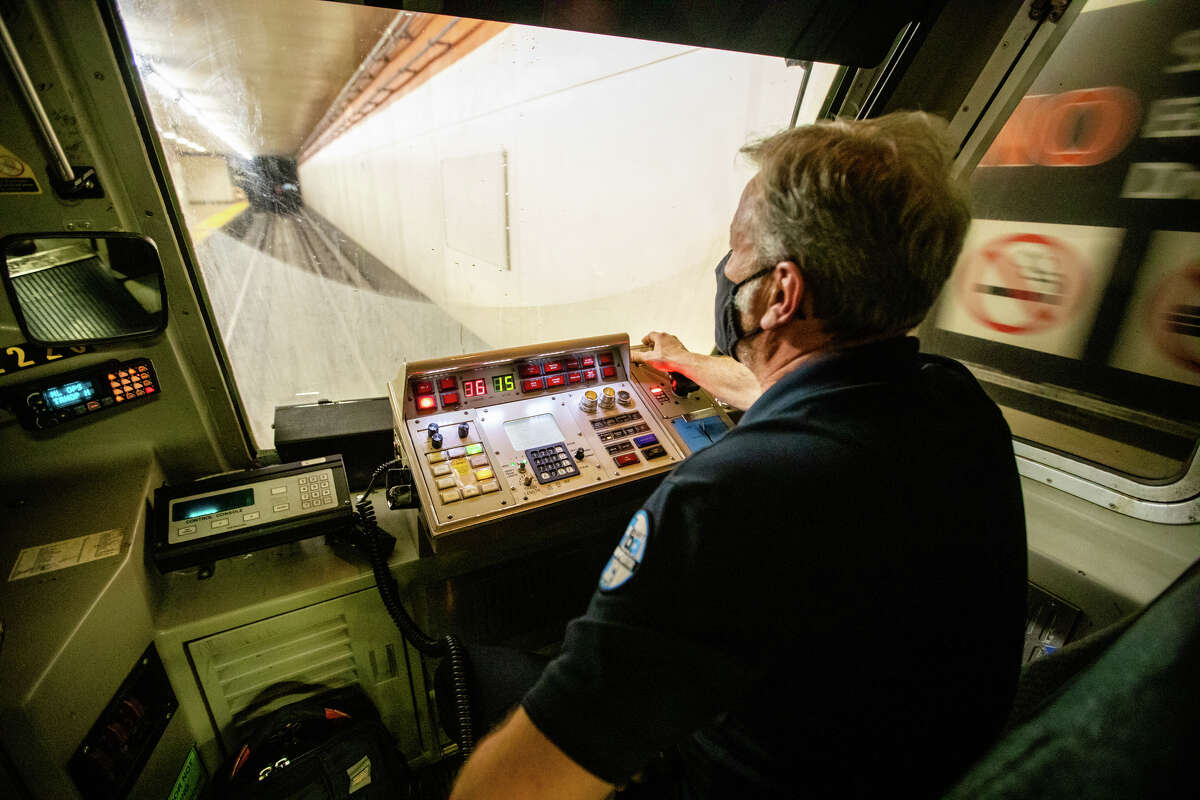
[{"left": 452, "top": 112, "right": 1027, "bottom": 799}]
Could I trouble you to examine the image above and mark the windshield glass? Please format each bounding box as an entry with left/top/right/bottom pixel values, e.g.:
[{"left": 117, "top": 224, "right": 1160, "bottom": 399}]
[{"left": 115, "top": 0, "right": 837, "bottom": 448}]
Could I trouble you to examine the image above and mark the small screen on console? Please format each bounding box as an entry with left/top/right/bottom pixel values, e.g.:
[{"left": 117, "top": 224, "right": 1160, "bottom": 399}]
[
  {"left": 45, "top": 380, "right": 95, "bottom": 409},
  {"left": 503, "top": 413, "right": 566, "bottom": 451},
  {"left": 172, "top": 488, "right": 255, "bottom": 521}
]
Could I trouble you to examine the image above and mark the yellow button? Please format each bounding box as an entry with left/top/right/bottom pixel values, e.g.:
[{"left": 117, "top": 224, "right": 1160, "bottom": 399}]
[{"left": 475, "top": 467, "right": 494, "bottom": 480}]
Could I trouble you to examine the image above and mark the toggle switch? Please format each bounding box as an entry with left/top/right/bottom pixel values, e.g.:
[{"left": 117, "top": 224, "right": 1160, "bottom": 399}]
[{"left": 458, "top": 422, "right": 470, "bottom": 438}]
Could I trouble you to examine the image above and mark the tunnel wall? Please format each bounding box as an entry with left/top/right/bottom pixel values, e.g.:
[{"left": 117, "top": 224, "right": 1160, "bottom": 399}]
[{"left": 299, "top": 26, "right": 836, "bottom": 352}]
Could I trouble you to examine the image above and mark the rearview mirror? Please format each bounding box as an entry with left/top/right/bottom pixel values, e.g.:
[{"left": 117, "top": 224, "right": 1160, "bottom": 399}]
[{"left": 1, "top": 232, "right": 168, "bottom": 346}]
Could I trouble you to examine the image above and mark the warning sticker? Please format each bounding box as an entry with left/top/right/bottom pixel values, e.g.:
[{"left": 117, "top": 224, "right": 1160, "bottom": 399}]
[
  {"left": 0, "top": 144, "right": 41, "bottom": 194},
  {"left": 8, "top": 529, "right": 126, "bottom": 581},
  {"left": 1110, "top": 231, "right": 1200, "bottom": 387},
  {"left": 936, "top": 219, "right": 1122, "bottom": 358}
]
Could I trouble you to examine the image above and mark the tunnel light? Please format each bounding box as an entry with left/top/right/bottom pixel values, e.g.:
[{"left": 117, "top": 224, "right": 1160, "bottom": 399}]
[{"left": 140, "top": 63, "right": 253, "bottom": 160}]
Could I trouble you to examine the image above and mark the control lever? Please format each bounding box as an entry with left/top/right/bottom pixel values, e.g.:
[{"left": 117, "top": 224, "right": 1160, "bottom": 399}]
[{"left": 668, "top": 371, "right": 699, "bottom": 397}]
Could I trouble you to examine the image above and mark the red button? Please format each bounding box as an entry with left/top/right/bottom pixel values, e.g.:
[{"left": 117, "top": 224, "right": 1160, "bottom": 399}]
[
  {"left": 567, "top": 372, "right": 582, "bottom": 384},
  {"left": 599, "top": 352, "right": 614, "bottom": 366},
  {"left": 583, "top": 369, "right": 597, "bottom": 381},
  {"left": 580, "top": 356, "right": 595, "bottom": 367},
  {"left": 518, "top": 363, "right": 541, "bottom": 378},
  {"left": 86, "top": 400, "right": 100, "bottom": 410},
  {"left": 542, "top": 361, "right": 563, "bottom": 373},
  {"left": 441, "top": 391, "right": 460, "bottom": 406},
  {"left": 601, "top": 366, "right": 617, "bottom": 378},
  {"left": 564, "top": 358, "right": 580, "bottom": 370},
  {"left": 417, "top": 395, "right": 437, "bottom": 411},
  {"left": 114, "top": 395, "right": 124, "bottom": 403},
  {"left": 144, "top": 387, "right": 155, "bottom": 394},
  {"left": 546, "top": 374, "right": 566, "bottom": 388},
  {"left": 413, "top": 380, "right": 434, "bottom": 395},
  {"left": 438, "top": 377, "right": 458, "bottom": 391},
  {"left": 614, "top": 452, "right": 639, "bottom": 467},
  {"left": 521, "top": 378, "right": 544, "bottom": 392}
]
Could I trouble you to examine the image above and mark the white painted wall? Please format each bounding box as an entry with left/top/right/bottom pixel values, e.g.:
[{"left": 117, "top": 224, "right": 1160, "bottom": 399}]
[
  {"left": 300, "top": 26, "right": 837, "bottom": 354},
  {"left": 178, "top": 154, "right": 236, "bottom": 204}
]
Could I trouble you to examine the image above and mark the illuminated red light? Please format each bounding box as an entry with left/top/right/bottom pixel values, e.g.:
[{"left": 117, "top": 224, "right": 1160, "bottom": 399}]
[
  {"left": 417, "top": 395, "right": 437, "bottom": 411},
  {"left": 441, "top": 392, "right": 460, "bottom": 406},
  {"left": 413, "top": 380, "right": 434, "bottom": 395},
  {"left": 438, "top": 377, "right": 458, "bottom": 391}
]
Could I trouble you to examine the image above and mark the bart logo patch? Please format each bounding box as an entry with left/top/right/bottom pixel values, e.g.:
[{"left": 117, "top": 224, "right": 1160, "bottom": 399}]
[{"left": 599, "top": 509, "right": 650, "bottom": 592}]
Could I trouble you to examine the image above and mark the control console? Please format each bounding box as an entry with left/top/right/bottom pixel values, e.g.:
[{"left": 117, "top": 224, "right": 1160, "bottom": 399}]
[{"left": 388, "top": 334, "right": 732, "bottom": 550}]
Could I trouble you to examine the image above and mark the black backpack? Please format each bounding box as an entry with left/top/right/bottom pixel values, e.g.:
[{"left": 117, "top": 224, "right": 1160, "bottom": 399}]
[{"left": 206, "top": 683, "right": 412, "bottom": 799}]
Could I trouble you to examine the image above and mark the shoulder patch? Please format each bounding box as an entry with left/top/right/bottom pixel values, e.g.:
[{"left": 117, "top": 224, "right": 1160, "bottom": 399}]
[{"left": 599, "top": 509, "right": 650, "bottom": 592}]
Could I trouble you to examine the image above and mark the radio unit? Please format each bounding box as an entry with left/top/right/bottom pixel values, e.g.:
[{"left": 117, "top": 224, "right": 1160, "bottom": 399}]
[{"left": 150, "top": 455, "right": 352, "bottom": 573}]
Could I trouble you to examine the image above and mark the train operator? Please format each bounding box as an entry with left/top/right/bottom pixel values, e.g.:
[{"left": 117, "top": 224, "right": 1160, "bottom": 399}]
[{"left": 451, "top": 112, "right": 1027, "bottom": 799}]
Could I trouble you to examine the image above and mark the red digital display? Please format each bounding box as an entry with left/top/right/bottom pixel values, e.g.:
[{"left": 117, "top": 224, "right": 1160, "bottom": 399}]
[{"left": 462, "top": 378, "right": 488, "bottom": 398}]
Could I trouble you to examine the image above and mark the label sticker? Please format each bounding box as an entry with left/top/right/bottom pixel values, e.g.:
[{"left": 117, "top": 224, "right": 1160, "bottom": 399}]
[
  {"left": 599, "top": 509, "right": 650, "bottom": 592},
  {"left": 0, "top": 144, "right": 41, "bottom": 194},
  {"left": 167, "top": 746, "right": 207, "bottom": 800},
  {"left": 8, "top": 528, "right": 125, "bottom": 581},
  {"left": 347, "top": 754, "right": 372, "bottom": 794},
  {"left": 299, "top": 457, "right": 328, "bottom": 466}
]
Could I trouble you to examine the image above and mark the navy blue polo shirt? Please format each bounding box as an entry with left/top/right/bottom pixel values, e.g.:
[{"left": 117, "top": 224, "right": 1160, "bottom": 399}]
[{"left": 522, "top": 337, "right": 1027, "bottom": 798}]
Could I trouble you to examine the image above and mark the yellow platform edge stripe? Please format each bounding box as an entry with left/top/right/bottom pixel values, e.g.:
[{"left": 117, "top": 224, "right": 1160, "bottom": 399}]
[{"left": 191, "top": 200, "right": 249, "bottom": 244}]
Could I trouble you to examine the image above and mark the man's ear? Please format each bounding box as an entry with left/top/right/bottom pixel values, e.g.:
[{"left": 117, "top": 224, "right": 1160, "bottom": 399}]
[{"left": 759, "top": 261, "right": 805, "bottom": 329}]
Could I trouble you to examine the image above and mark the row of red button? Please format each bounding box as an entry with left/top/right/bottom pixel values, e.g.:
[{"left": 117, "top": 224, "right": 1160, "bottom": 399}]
[
  {"left": 518, "top": 351, "right": 613, "bottom": 378},
  {"left": 412, "top": 376, "right": 458, "bottom": 395},
  {"left": 108, "top": 365, "right": 157, "bottom": 403},
  {"left": 521, "top": 364, "right": 618, "bottom": 392}
]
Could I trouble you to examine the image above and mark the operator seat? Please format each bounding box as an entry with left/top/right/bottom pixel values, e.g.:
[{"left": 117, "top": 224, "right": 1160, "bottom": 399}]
[{"left": 942, "top": 557, "right": 1200, "bottom": 799}]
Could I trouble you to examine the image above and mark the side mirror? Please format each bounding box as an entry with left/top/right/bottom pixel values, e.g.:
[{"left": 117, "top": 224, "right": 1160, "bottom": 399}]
[{"left": 1, "top": 232, "right": 168, "bottom": 346}]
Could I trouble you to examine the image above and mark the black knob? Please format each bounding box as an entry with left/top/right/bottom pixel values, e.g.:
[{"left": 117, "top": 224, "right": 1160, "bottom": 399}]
[
  {"left": 428, "top": 422, "right": 439, "bottom": 433},
  {"left": 458, "top": 422, "right": 470, "bottom": 438},
  {"left": 668, "top": 371, "right": 700, "bottom": 397},
  {"left": 518, "top": 462, "right": 527, "bottom": 473},
  {"left": 431, "top": 432, "right": 443, "bottom": 449},
  {"left": 523, "top": 475, "right": 533, "bottom": 487},
  {"left": 574, "top": 448, "right": 585, "bottom": 461}
]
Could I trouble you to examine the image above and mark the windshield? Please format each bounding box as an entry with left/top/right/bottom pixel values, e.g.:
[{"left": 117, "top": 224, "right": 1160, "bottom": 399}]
[{"left": 116, "top": 0, "right": 836, "bottom": 448}]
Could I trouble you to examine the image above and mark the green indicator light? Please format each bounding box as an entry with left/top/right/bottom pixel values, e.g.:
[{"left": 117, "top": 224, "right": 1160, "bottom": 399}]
[{"left": 464, "top": 443, "right": 483, "bottom": 455}]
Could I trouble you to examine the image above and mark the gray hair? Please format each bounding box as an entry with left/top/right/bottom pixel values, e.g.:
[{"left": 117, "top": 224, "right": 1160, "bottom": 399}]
[{"left": 741, "top": 112, "right": 970, "bottom": 340}]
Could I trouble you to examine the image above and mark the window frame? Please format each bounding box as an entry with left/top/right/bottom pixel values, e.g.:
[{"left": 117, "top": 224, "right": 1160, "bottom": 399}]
[{"left": 931, "top": 0, "right": 1200, "bottom": 524}]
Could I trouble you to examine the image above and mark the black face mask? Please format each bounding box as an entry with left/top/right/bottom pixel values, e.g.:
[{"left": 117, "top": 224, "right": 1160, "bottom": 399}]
[{"left": 713, "top": 251, "right": 772, "bottom": 361}]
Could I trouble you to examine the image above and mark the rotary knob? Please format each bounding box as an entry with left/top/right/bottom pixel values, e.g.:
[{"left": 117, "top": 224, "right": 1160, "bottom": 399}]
[
  {"left": 599, "top": 387, "right": 616, "bottom": 410},
  {"left": 430, "top": 432, "right": 443, "bottom": 449},
  {"left": 579, "top": 390, "right": 598, "bottom": 413},
  {"left": 616, "top": 390, "right": 633, "bottom": 407},
  {"left": 574, "top": 448, "right": 585, "bottom": 461},
  {"left": 518, "top": 461, "right": 527, "bottom": 473},
  {"left": 523, "top": 475, "right": 533, "bottom": 487},
  {"left": 458, "top": 422, "right": 470, "bottom": 438}
]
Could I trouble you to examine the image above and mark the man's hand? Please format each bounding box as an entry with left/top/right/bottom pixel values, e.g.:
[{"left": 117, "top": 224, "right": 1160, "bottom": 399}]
[
  {"left": 632, "top": 331, "right": 691, "bottom": 373},
  {"left": 450, "top": 707, "right": 613, "bottom": 800},
  {"left": 631, "top": 331, "right": 762, "bottom": 410}
]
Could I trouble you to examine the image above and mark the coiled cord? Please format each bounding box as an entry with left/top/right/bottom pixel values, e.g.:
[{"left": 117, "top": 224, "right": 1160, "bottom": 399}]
[{"left": 354, "top": 492, "right": 476, "bottom": 755}]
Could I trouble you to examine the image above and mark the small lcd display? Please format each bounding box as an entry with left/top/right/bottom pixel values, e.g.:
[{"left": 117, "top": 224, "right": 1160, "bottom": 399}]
[
  {"left": 492, "top": 374, "right": 516, "bottom": 393},
  {"left": 503, "top": 413, "right": 565, "bottom": 451},
  {"left": 44, "top": 380, "right": 95, "bottom": 409},
  {"left": 462, "top": 378, "right": 488, "bottom": 398},
  {"left": 172, "top": 488, "right": 255, "bottom": 521}
]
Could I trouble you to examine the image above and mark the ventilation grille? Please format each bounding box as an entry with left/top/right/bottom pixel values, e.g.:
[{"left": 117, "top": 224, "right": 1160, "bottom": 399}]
[{"left": 210, "top": 615, "right": 359, "bottom": 719}]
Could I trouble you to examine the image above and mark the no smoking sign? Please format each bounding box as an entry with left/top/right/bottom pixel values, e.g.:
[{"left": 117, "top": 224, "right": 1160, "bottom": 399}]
[{"left": 957, "top": 233, "right": 1088, "bottom": 335}]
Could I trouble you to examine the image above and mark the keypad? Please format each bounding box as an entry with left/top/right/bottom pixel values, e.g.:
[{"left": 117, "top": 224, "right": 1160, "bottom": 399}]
[{"left": 525, "top": 442, "right": 581, "bottom": 485}]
